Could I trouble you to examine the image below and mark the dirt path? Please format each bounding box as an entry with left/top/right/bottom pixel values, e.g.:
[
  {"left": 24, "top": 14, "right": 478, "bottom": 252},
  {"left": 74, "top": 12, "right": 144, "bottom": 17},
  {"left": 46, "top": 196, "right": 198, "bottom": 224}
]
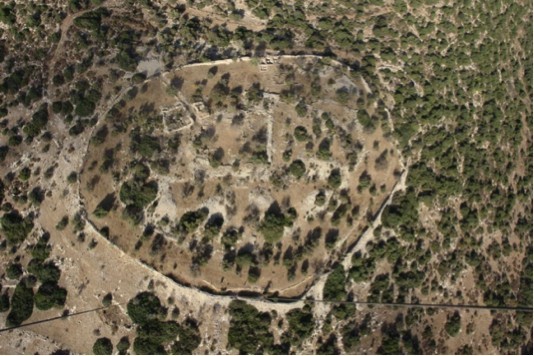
[{"left": 342, "top": 167, "right": 408, "bottom": 269}]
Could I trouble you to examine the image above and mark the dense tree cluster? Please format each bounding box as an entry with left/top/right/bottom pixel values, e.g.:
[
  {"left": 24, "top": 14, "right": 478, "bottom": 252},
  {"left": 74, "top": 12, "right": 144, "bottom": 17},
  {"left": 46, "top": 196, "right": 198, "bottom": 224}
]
[{"left": 126, "top": 291, "right": 200, "bottom": 354}]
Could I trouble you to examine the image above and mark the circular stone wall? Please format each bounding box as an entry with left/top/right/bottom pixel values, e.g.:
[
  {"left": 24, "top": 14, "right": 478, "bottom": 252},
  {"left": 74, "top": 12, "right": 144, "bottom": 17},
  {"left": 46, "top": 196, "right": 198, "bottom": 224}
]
[{"left": 80, "top": 56, "right": 402, "bottom": 296}]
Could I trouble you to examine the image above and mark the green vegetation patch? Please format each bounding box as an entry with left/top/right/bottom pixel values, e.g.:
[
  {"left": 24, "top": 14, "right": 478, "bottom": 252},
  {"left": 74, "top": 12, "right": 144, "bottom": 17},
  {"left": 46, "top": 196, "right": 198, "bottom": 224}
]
[
  {"left": 0, "top": 210, "right": 34, "bottom": 245},
  {"left": 289, "top": 159, "right": 306, "bottom": 179},
  {"left": 258, "top": 203, "right": 294, "bottom": 242},
  {"left": 130, "top": 132, "right": 162, "bottom": 158},
  {"left": 34, "top": 282, "right": 67, "bottom": 310},
  {"left": 93, "top": 337, "right": 113, "bottom": 355},
  {"left": 119, "top": 180, "right": 158, "bottom": 224},
  {"left": 170, "top": 319, "right": 201, "bottom": 354},
  {"left": 127, "top": 291, "right": 167, "bottom": 325},
  {"left": 126, "top": 292, "right": 200, "bottom": 354},
  {"left": 24, "top": 104, "right": 49, "bottom": 139},
  {"left": 6, "top": 280, "right": 34, "bottom": 327},
  {"left": 6, "top": 263, "right": 23, "bottom": 280},
  {"left": 323, "top": 264, "right": 346, "bottom": 301},
  {"left": 228, "top": 300, "right": 277, "bottom": 354},
  {"left": 285, "top": 305, "right": 315, "bottom": 346},
  {"left": 175, "top": 207, "right": 210, "bottom": 235}
]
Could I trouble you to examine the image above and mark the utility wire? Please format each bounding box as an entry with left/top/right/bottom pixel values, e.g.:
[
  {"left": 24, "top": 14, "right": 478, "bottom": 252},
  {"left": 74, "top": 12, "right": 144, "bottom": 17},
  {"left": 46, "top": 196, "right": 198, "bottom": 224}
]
[
  {"left": 262, "top": 296, "right": 534, "bottom": 313},
  {"left": 0, "top": 296, "right": 531, "bottom": 335},
  {"left": 0, "top": 306, "right": 108, "bottom": 334}
]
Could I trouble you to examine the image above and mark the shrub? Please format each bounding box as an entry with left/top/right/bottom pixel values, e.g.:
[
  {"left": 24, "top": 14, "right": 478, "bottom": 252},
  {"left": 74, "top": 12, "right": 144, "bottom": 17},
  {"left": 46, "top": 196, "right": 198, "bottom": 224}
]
[
  {"left": 132, "top": 72, "right": 147, "bottom": 83},
  {"left": 74, "top": 99, "right": 96, "bottom": 117},
  {"left": 91, "top": 125, "right": 108, "bottom": 146},
  {"left": 175, "top": 208, "right": 209, "bottom": 235},
  {"left": 93, "top": 337, "right": 113, "bottom": 355},
  {"left": 102, "top": 293, "right": 113, "bottom": 307},
  {"left": 228, "top": 300, "right": 276, "bottom": 354},
  {"left": 349, "top": 251, "right": 375, "bottom": 282},
  {"left": 0, "top": 4, "right": 16, "bottom": 25},
  {"left": 116, "top": 49, "right": 138, "bottom": 72},
  {"left": 34, "top": 282, "right": 67, "bottom": 310},
  {"left": 294, "top": 125, "right": 309, "bottom": 141},
  {"left": 258, "top": 204, "right": 292, "bottom": 243},
  {"left": 358, "top": 110, "right": 376, "bottom": 132},
  {"left": 6, "top": 281, "right": 34, "bottom": 327},
  {"left": 247, "top": 82, "right": 264, "bottom": 103},
  {"left": 8, "top": 135, "right": 22, "bottom": 146},
  {"left": 445, "top": 311, "right": 461, "bottom": 336},
  {"left": 247, "top": 266, "right": 261, "bottom": 283},
  {"left": 117, "top": 336, "right": 130, "bottom": 354},
  {"left": 122, "top": 205, "right": 144, "bottom": 225},
  {"left": 56, "top": 216, "right": 69, "bottom": 230},
  {"left": 127, "top": 292, "right": 166, "bottom": 325},
  {"left": 0, "top": 211, "right": 34, "bottom": 245},
  {"left": 130, "top": 133, "right": 161, "bottom": 157},
  {"left": 28, "top": 186, "right": 45, "bottom": 205},
  {"left": 204, "top": 213, "right": 224, "bottom": 239},
  {"left": 0, "top": 146, "right": 9, "bottom": 162},
  {"left": 19, "top": 167, "right": 31, "bottom": 181},
  {"left": 323, "top": 264, "right": 346, "bottom": 301},
  {"left": 221, "top": 227, "right": 241, "bottom": 250},
  {"left": 250, "top": 150, "right": 269, "bottom": 164},
  {"left": 315, "top": 190, "right": 326, "bottom": 206},
  {"left": 67, "top": 171, "right": 78, "bottom": 183},
  {"left": 335, "top": 87, "right": 351, "bottom": 104},
  {"left": 317, "top": 333, "right": 341, "bottom": 354},
  {"left": 72, "top": 211, "right": 85, "bottom": 232},
  {"left": 210, "top": 82, "right": 230, "bottom": 105},
  {"left": 289, "top": 159, "right": 306, "bottom": 179},
  {"left": 0, "top": 293, "right": 9, "bottom": 312},
  {"left": 6, "top": 262, "right": 23, "bottom": 280},
  {"left": 328, "top": 168, "right": 342, "bottom": 189},
  {"left": 28, "top": 260, "right": 61, "bottom": 284},
  {"left": 120, "top": 180, "right": 158, "bottom": 209},
  {"left": 171, "top": 319, "right": 201, "bottom": 354},
  {"left": 94, "top": 193, "right": 116, "bottom": 218},
  {"left": 286, "top": 305, "right": 314, "bottom": 345},
  {"left": 209, "top": 147, "right": 225, "bottom": 168},
  {"left": 358, "top": 170, "right": 372, "bottom": 190},
  {"left": 325, "top": 228, "right": 339, "bottom": 248},
  {"left": 317, "top": 138, "right": 331, "bottom": 160},
  {"left": 24, "top": 104, "right": 49, "bottom": 138},
  {"left": 295, "top": 100, "right": 308, "bottom": 117}
]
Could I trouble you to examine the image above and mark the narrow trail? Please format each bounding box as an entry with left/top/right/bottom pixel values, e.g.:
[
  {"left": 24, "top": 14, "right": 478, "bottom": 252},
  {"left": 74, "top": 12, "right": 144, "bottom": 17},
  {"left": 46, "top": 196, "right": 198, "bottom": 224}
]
[{"left": 342, "top": 168, "right": 408, "bottom": 269}]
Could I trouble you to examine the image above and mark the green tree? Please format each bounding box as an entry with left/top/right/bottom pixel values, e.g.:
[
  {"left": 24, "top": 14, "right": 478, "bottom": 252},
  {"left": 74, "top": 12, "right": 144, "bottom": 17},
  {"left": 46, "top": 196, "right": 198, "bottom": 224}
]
[
  {"left": 127, "top": 292, "right": 166, "bottom": 325},
  {"left": 289, "top": 159, "right": 306, "bottom": 178},
  {"left": 6, "top": 281, "right": 34, "bottom": 327},
  {"left": 0, "top": 211, "right": 34, "bottom": 245},
  {"left": 328, "top": 168, "right": 342, "bottom": 189},
  {"left": 34, "top": 283, "right": 67, "bottom": 310},
  {"left": 93, "top": 337, "right": 113, "bottom": 355},
  {"left": 445, "top": 311, "right": 461, "bottom": 336},
  {"left": 227, "top": 300, "right": 276, "bottom": 354},
  {"left": 6, "top": 263, "right": 23, "bottom": 280},
  {"left": 323, "top": 264, "right": 346, "bottom": 301}
]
